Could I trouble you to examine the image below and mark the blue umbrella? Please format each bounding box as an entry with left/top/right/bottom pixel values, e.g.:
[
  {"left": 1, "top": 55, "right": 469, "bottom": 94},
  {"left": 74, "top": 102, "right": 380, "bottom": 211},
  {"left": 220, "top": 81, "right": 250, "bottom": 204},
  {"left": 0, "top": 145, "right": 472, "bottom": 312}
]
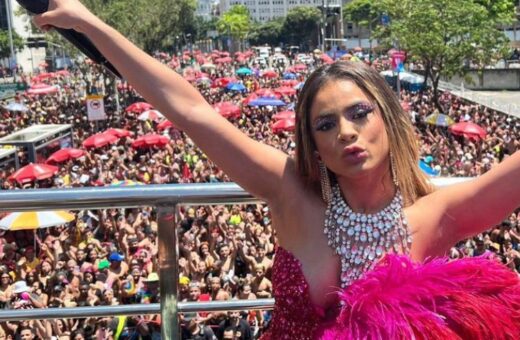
[
  {"left": 248, "top": 97, "right": 286, "bottom": 107},
  {"left": 419, "top": 160, "right": 439, "bottom": 176},
  {"left": 283, "top": 72, "right": 297, "bottom": 80},
  {"left": 236, "top": 67, "right": 253, "bottom": 76},
  {"left": 226, "top": 82, "right": 246, "bottom": 92}
]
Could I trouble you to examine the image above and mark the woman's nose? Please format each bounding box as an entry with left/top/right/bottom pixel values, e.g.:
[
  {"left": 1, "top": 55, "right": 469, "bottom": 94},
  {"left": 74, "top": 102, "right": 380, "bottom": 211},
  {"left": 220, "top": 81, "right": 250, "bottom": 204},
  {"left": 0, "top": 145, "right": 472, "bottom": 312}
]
[{"left": 337, "top": 117, "right": 358, "bottom": 143}]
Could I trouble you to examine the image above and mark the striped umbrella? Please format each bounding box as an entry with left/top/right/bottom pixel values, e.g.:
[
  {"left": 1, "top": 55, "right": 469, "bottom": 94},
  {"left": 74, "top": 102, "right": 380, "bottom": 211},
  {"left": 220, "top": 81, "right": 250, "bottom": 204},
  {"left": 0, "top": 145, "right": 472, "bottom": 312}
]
[
  {"left": 425, "top": 113, "right": 455, "bottom": 127},
  {"left": 109, "top": 180, "right": 144, "bottom": 187},
  {"left": 0, "top": 211, "right": 75, "bottom": 230}
]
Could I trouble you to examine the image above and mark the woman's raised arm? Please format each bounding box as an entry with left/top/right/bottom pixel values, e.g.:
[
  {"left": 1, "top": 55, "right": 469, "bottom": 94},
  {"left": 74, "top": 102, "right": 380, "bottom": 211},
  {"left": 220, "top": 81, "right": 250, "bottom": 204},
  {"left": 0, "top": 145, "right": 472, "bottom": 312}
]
[
  {"left": 424, "top": 150, "right": 520, "bottom": 243},
  {"left": 34, "top": 0, "right": 293, "bottom": 203}
]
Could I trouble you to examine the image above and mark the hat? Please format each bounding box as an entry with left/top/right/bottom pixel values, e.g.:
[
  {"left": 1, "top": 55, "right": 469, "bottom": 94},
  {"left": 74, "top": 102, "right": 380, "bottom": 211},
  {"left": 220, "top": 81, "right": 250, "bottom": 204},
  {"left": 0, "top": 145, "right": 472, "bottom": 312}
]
[
  {"left": 108, "top": 252, "right": 124, "bottom": 262},
  {"left": 13, "top": 280, "right": 30, "bottom": 294},
  {"left": 179, "top": 276, "right": 190, "bottom": 285},
  {"left": 72, "top": 165, "right": 80, "bottom": 172},
  {"left": 144, "top": 272, "right": 159, "bottom": 282},
  {"left": 98, "top": 259, "right": 110, "bottom": 270}
]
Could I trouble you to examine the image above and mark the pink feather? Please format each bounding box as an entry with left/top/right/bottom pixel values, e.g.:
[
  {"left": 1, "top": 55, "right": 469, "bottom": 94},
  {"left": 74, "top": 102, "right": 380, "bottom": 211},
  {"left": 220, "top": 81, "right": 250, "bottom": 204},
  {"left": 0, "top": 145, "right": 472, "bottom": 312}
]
[{"left": 320, "top": 254, "right": 520, "bottom": 339}]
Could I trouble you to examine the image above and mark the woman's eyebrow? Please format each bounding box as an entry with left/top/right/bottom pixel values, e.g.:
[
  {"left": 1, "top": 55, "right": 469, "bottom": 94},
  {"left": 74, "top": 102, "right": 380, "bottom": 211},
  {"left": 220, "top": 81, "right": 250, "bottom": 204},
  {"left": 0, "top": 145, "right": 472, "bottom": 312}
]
[{"left": 314, "top": 100, "right": 370, "bottom": 123}]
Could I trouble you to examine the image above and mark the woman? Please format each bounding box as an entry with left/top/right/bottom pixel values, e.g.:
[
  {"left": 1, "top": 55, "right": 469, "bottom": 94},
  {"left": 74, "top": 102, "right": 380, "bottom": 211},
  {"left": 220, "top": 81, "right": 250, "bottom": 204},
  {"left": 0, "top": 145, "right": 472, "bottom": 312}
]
[{"left": 34, "top": 1, "right": 520, "bottom": 338}]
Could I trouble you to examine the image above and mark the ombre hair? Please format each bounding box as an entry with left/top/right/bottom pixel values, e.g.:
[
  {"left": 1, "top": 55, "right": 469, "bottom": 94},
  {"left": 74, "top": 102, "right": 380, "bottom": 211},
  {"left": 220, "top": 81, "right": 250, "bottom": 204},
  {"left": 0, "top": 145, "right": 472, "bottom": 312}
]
[{"left": 295, "top": 61, "right": 433, "bottom": 206}]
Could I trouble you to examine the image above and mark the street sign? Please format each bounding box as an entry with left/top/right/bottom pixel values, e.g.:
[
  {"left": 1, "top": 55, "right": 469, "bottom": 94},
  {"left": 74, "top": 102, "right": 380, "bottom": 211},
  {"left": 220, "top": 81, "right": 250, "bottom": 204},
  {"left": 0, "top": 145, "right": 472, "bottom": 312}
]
[
  {"left": 86, "top": 94, "right": 106, "bottom": 121},
  {"left": 381, "top": 14, "right": 390, "bottom": 26}
]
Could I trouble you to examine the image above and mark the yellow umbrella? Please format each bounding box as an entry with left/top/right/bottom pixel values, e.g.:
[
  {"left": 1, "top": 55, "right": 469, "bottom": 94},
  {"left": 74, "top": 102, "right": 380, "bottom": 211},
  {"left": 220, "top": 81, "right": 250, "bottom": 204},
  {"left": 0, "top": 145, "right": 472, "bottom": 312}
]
[{"left": 0, "top": 211, "right": 75, "bottom": 231}]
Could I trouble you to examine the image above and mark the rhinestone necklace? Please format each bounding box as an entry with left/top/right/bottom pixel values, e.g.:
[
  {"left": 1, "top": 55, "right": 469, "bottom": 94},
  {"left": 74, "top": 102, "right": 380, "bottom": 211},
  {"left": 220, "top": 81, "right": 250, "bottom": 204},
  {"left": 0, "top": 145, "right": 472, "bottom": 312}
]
[{"left": 323, "top": 184, "right": 412, "bottom": 288}]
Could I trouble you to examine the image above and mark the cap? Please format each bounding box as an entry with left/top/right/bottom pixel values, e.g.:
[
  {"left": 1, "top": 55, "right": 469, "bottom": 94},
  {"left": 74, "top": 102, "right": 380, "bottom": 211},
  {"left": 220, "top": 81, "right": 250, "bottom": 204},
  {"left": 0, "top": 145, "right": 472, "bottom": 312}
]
[
  {"left": 98, "top": 259, "right": 110, "bottom": 270},
  {"left": 13, "top": 281, "right": 30, "bottom": 294},
  {"left": 108, "top": 252, "right": 124, "bottom": 262},
  {"left": 144, "top": 272, "right": 159, "bottom": 282},
  {"left": 72, "top": 165, "right": 80, "bottom": 172}
]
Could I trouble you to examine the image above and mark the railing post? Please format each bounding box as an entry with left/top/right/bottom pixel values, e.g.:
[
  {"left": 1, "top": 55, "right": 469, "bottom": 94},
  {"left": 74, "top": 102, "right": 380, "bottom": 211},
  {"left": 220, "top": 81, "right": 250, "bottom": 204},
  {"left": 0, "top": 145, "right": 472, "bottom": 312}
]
[{"left": 157, "top": 204, "right": 179, "bottom": 340}]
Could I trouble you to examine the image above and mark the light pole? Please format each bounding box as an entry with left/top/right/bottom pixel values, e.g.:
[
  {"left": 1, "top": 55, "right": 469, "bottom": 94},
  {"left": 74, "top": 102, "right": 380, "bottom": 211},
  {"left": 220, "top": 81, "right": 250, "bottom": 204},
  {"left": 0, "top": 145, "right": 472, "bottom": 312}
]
[{"left": 5, "top": 0, "right": 17, "bottom": 81}]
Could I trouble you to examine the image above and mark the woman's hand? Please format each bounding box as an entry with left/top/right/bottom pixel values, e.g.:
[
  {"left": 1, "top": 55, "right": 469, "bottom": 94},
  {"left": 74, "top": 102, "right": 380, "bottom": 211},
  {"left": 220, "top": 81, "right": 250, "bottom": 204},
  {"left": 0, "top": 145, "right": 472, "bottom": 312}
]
[{"left": 32, "top": 0, "right": 98, "bottom": 33}]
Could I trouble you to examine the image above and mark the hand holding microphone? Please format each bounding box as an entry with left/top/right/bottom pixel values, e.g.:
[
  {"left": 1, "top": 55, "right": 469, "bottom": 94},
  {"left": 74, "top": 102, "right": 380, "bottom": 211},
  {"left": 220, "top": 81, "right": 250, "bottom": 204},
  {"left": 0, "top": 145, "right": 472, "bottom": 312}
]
[{"left": 18, "top": 0, "right": 121, "bottom": 78}]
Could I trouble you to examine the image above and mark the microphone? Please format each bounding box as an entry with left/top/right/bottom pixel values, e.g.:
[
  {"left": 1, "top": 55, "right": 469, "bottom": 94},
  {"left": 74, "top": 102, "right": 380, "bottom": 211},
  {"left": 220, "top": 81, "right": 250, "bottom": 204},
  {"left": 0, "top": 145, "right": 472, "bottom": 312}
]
[{"left": 16, "top": 0, "right": 121, "bottom": 78}]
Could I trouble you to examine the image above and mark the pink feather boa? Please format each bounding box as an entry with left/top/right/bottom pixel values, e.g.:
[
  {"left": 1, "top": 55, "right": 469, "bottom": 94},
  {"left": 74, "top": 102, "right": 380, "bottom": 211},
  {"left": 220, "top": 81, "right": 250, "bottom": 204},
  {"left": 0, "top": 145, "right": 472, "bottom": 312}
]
[{"left": 321, "top": 254, "right": 520, "bottom": 339}]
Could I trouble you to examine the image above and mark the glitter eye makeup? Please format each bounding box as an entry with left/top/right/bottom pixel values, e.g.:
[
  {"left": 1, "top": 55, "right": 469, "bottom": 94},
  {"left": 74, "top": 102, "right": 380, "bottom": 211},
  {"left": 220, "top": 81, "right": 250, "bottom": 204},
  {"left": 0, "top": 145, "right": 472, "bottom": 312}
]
[{"left": 345, "top": 102, "right": 375, "bottom": 120}]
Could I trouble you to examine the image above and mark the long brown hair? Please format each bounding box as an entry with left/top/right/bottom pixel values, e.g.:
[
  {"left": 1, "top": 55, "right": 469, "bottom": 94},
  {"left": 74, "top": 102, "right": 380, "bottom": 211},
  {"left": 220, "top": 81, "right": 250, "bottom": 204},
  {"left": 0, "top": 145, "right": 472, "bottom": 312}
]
[{"left": 295, "top": 61, "right": 433, "bottom": 206}]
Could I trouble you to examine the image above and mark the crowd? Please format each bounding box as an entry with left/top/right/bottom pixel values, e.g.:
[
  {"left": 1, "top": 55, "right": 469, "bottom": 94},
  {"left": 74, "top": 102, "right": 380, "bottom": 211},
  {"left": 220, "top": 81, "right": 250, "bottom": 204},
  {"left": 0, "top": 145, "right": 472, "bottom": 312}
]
[{"left": 0, "top": 46, "right": 517, "bottom": 339}]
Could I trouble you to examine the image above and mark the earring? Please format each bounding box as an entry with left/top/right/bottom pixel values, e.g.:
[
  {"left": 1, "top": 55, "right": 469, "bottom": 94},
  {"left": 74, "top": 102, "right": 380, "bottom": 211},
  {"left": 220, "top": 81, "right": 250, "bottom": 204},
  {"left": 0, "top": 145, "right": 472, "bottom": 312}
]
[
  {"left": 318, "top": 160, "right": 332, "bottom": 204},
  {"left": 390, "top": 152, "right": 399, "bottom": 187}
]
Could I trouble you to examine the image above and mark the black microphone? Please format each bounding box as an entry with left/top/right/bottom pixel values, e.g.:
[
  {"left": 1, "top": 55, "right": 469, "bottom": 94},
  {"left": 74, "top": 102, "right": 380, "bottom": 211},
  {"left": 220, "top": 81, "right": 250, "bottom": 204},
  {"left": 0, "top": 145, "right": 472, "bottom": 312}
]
[{"left": 16, "top": 0, "right": 121, "bottom": 78}]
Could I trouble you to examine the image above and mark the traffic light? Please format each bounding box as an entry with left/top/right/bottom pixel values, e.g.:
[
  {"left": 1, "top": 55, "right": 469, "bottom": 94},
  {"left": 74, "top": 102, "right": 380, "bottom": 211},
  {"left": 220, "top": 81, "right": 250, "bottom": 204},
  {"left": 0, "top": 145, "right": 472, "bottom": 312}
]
[{"left": 26, "top": 37, "right": 47, "bottom": 48}]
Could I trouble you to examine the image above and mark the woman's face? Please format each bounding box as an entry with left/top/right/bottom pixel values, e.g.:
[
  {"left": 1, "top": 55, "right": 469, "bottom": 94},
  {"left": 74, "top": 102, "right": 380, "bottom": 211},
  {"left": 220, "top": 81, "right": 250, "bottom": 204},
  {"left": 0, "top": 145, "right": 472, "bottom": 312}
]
[{"left": 310, "top": 80, "right": 389, "bottom": 182}]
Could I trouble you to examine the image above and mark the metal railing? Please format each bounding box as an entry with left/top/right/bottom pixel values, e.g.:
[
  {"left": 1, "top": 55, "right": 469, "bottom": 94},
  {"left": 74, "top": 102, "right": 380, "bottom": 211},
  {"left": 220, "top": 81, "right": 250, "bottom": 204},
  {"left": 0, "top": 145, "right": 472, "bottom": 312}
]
[
  {"left": 438, "top": 80, "right": 520, "bottom": 117},
  {"left": 0, "top": 179, "right": 468, "bottom": 339}
]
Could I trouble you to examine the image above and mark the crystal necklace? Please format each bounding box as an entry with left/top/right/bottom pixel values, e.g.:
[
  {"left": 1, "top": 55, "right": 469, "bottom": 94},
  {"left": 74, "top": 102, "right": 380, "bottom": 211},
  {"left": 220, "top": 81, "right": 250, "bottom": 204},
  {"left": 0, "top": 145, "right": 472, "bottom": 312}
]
[{"left": 323, "top": 184, "right": 412, "bottom": 288}]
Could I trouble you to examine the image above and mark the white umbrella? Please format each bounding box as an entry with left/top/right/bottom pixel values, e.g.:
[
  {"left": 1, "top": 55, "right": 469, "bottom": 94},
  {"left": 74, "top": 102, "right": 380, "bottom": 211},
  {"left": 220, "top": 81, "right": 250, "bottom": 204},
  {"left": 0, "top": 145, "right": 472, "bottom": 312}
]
[
  {"left": 4, "top": 102, "right": 28, "bottom": 112},
  {"left": 0, "top": 211, "right": 75, "bottom": 230},
  {"left": 138, "top": 110, "right": 165, "bottom": 121}
]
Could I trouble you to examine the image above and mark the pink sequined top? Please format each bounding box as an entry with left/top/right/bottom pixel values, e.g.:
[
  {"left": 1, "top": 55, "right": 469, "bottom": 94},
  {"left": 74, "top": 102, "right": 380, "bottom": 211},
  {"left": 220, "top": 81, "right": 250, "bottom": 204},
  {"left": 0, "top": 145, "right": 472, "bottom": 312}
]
[{"left": 260, "top": 247, "right": 337, "bottom": 340}]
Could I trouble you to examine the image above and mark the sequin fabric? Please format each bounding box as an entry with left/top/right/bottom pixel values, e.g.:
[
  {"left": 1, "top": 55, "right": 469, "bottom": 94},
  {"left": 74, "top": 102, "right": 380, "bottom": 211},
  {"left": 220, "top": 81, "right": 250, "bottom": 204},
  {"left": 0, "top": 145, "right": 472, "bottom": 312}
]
[{"left": 260, "top": 247, "right": 325, "bottom": 340}]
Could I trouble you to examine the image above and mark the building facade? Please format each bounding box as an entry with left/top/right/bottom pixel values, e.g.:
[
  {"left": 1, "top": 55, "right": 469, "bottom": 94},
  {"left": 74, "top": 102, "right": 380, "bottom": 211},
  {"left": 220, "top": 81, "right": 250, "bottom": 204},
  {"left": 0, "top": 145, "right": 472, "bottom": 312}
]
[
  {"left": 220, "top": 0, "right": 341, "bottom": 23},
  {"left": 0, "top": 0, "right": 47, "bottom": 73}
]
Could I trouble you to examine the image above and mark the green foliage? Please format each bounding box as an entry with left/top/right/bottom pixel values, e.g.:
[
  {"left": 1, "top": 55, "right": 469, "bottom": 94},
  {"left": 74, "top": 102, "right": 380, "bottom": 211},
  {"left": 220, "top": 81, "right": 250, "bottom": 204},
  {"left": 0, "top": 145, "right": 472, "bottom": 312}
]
[
  {"left": 282, "top": 6, "right": 321, "bottom": 46},
  {"left": 0, "top": 30, "right": 25, "bottom": 59},
  {"left": 249, "top": 18, "right": 285, "bottom": 46},
  {"left": 343, "top": 0, "right": 380, "bottom": 27},
  {"left": 371, "top": 0, "right": 515, "bottom": 110},
  {"left": 81, "top": 0, "right": 197, "bottom": 52},
  {"left": 217, "top": 5, "right": 251, "bottom": 40}
]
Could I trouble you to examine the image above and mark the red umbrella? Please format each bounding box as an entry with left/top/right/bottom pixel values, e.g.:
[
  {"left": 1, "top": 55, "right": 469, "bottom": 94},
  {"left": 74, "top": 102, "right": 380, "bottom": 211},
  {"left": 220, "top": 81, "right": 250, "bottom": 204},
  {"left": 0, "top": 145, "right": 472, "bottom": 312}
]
[
  {"left": 273, "top": 110, "right": 296, "bottom": 121},
  {"left": 213, "top": 77, "right": 236, "bottom": 88},
  {"left": 27, "top": 83, "right": 58, "bottom": 95},
  {"left": 32, "top": 72, "right": 55, "bottom": 82},
  {"left": 261, "top": 70, "right": 278, "bottom": 79},
  {"left": 46, "top": 148, "right": 85, "bottom": 164},
  {"left": 131, "top": 134, "right": 170, "bottom": 149},
  {"left": 320, "top": 53, "right": 334, "bottom": 64},
  {"left": 293, "top": 64, "right": 307, "bottom": 72},
  {"left": 82, "top": 133, "right": 119, "bottom": 149},
  {"left": 281, "top": 80, "right": 299, "bottom": 87},
  {"left": 449, "top": 122, "right": 487, "bottom": 140},
  {"left": 125, "top": 102, "right": 153, "bottom": 113},
  {"left": 8, "top": 163, "right": 58, "bottom": 184},
  {"left": 104, "top": 128, "right": 133, "bottom": 138},
  {"left": 215, "top": 57, "right": 232, "bottom": 64},
  {"left": 213, "top": 102, "right": 241, "bottom": 119},
  {"left": 242, "top": 93, "right": 259, "bottom": 105},
  {"left": 255, "top": 88, "right": 280, "bottom": 98},
  {"left": 275, "top": 86, "right": 296, "bottom": 96},
  {"left": 157, "top": 120, "right": 176, "bottom": 131},
  {"left": 55, "top": 70, "right": 70, "bottom": 76},
  {"left": 272, "top": 119, "right": 295, "bottom": 133}
]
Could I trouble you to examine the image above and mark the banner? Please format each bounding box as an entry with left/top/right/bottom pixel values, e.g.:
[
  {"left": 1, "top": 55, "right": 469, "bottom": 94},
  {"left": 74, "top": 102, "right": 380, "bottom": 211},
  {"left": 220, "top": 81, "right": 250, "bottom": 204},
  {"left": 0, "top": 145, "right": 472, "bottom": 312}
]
[
  {"left": 86, "top": 94, "right": 106, "bottom": 121},
  {"left": 391, "top": 51, "right": 406, "bottom": 72}
]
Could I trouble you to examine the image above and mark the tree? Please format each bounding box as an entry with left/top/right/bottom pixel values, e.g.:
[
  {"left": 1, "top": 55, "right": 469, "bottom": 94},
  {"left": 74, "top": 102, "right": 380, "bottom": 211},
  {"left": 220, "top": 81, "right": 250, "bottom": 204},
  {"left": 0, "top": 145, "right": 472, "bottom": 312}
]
[
  {"left": 371, "top": 0, "right": 515, "bottom": 111},
  {"left": 81, "top": 0, "right": 197, "bottom": 53},
  {"left": 0, "top": 30, "right": 25, "bottom": 59},
  {"left": 217, "top": 5, "right": 252, "bottom": 51},
  {"left": 343, "top": 0, "right": 381, "bottom": 48},
  {"left": 282, "top": 6, "right": 321, "bottom": 47},
  {"left": 249, "top": 18, "right": 285, "bottom": 46}
]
